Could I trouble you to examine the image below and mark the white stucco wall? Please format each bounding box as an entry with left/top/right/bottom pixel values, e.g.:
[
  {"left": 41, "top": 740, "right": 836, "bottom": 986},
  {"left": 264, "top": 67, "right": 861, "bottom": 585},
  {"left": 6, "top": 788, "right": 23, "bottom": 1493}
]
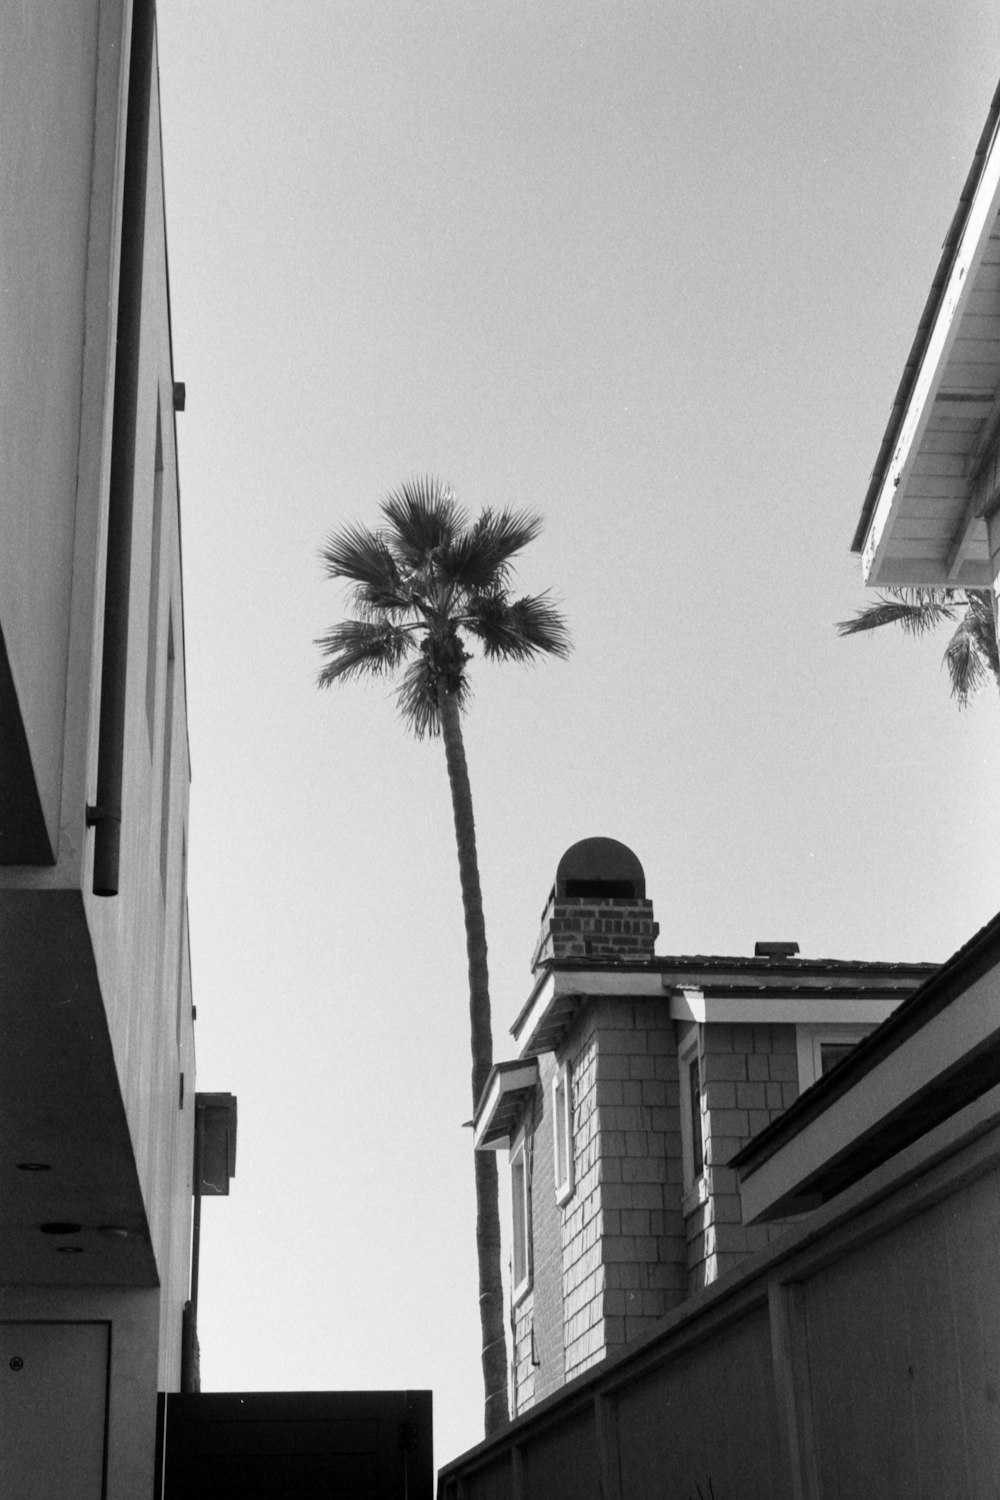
[
  {"left": 1, "top": 1, "right": 196, "bottom": 1391},
  {"left": 0, "top": 1, "right": 110, "bottom": 850}
]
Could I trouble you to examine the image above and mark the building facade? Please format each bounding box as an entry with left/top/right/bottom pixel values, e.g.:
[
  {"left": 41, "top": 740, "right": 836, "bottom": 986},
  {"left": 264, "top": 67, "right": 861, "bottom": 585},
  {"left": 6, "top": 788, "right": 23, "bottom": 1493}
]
[
  {"left": 443, "top": 908, "right": 1000, "bottom": 1497},
  {"left": 0, "top": 5, "right": 233, "bottom": 1495},
  {"left": 474, "top": 839, "right": 934, "bottom": 1417}
]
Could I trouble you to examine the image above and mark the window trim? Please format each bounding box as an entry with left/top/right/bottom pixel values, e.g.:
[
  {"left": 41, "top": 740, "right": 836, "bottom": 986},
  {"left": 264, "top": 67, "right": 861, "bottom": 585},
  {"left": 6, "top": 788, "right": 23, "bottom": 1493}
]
[
  {"left": 552, "top": 1060, "right": 574, "bottom": 1206},
  {"left": 678, "top": 1025, "right": 706, "bottom": 1199},
  {"left": 796, "top": 1023, "right": 875, "bottom": 1094},
  {"left": 510, "top": 1131, "right": 532, "bottom": 1304}
]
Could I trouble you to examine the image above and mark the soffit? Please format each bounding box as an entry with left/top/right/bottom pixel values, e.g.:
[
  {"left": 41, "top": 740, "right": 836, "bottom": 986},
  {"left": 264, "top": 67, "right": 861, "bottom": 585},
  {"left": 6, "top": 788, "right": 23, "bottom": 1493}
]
[
  {"left": 0, "top": 889, "right": 158, "bottom": 1285},
  {"left": 856, "top": 81, "right": 1000, "bottom": 587}
]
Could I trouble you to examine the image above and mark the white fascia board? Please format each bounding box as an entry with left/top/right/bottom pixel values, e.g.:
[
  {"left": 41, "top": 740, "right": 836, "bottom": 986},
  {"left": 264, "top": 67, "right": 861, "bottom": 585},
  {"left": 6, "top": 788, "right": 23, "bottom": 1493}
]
[
  {"left": 512, "top": 968, "right": 666, "bottom": 1053},
  {"left": 862, "top": 131, "right": 1000, "bottom": 585},
  {"left": 512, "top": 971, "right": 555, "bottom": 1051},
  {"left": 550, "top": 969, "right": 665, "bottom": 999},
  {"left": 738, "top": 964, "right": 1000, "bottom": 1223},
  {"left": 667, "top": 993, "right": 902, "bottom": 1025}
]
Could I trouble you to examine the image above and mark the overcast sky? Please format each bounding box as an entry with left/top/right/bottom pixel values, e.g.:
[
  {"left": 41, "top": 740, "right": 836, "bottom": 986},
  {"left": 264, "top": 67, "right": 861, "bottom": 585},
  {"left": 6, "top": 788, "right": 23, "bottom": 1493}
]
[{"left": 157, "top": 1, "right": 1000, "bottom": 1465}]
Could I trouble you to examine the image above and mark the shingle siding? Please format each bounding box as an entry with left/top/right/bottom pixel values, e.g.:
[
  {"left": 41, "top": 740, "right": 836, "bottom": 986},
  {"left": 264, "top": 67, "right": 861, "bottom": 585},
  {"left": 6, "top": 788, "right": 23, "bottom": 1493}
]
[
  {"left": 513, "top": 1013, "right": 808, "bottom": 1409},
  {"left": 686, "top": 1022, "right": 800, "bottom": 1291}
]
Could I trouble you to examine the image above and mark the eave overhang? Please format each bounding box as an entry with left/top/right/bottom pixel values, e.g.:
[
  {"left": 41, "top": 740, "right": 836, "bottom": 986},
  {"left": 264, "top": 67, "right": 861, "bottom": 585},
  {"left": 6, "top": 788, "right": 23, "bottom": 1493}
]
[
  {"left": 669, "top": 986, "right": 914, "bottom": 1026},
  {"left": 472, "top": 1060, "right": 540, "bottom": 1151},
  {"left": 735, "top": 910, "right": 1000, "bottom": 1222},
  {"left": 511, "top": 958, "right": 933, "bottom": 1058},
  {"left": 855, "top": 79, "right": 1000, "bottom": 587},
  {"left": 512, "top": 967, "right": 667, "bottom": 1057},
  {"left": 2, "top": 889, "right": 159, "bottom": 1284}
]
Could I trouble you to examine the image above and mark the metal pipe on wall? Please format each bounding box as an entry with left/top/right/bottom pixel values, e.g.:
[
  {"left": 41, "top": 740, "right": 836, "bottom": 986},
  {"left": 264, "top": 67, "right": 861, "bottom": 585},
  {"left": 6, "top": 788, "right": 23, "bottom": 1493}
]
[{"left": 90, "top": 0, "right": 155, "bottom": 896}]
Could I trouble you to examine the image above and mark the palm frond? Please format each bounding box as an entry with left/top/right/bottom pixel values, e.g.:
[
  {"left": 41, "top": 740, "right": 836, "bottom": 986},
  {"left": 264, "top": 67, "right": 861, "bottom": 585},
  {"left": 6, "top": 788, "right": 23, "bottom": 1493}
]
[
  {"left": 965, "top": 589, "right": 1000, "bottom": 679},
  {"left": 836, "top": 588, "right": 958, "bottom": 639},
  {"left": 380, "top": 476, "right": 466, "bottom": 571},
  {"left": 463, "top": 589, "right": 572, "bottom": 663},
  {"left": 394, "top": 658, "right": 438, "bottom": 738},
  {"left": 320, "top": 523, "right": 407, "bottom": 611},
  {"left": 394, "top": 656, "right": 473, "bottom": 739},
  {"left": 441, "top": 507, "right": 544, "bottom": 589},
  {"left": 944, "top": 612, "right": 993, "bottom": 707},
  {"left": 350, "top": 582, "right": 412, "bottom": 618},
  {"left": 315, "top": 617, "right": 413, "bottom": 688},
  {"left": 838, "top": 582, "right": 999, "bottom": 708}
]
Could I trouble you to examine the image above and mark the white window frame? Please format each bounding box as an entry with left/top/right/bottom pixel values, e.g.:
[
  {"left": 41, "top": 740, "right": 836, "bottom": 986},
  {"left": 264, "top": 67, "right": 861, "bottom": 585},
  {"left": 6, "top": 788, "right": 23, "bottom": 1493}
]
[
  {"left": 552, "top": 1060, "right": 574, "bottom": 1206},
  {"left": 796, "top": 1023, "right": 875, "bottom": 1094},
  {"left": 678, "top": 1025, "right": 706, "bottom": 1200},
  {"left": 510, "top": 1131, "right": 532, "bottom": 1303}
]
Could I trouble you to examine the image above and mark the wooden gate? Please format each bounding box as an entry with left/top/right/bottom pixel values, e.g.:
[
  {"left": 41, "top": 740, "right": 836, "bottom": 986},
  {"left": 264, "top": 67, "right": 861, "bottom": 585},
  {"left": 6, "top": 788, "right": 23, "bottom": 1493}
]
[{"left": 158, "top": 1389, "right": 432, "bottom": 1498}]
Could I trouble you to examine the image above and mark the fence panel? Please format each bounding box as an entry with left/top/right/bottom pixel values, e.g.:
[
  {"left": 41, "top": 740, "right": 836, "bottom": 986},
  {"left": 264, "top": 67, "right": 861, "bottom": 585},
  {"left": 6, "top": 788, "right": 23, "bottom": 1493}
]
[
  {"left": 614, "top": 1306, "right": 787, "bottom": 1500},
  {"left": 803, "top": 1166, "right": 1000, "bottom": 1499},
  {"left": 521, "top": 1407, "right": 602, "bottom": 1500}
]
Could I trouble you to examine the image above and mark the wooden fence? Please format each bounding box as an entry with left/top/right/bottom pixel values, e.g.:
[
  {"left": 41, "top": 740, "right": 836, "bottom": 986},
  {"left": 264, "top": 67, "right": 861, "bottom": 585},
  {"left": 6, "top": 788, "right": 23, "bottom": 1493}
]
[{"left": 439, "top": 1098, "right": 1000, "bottom": 1499}]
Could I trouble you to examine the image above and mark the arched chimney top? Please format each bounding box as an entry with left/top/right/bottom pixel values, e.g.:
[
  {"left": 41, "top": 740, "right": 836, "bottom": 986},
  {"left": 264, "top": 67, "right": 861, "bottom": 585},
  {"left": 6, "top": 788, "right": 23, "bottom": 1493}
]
[{"left": 555, "top": 837, "right": 646, "bottom": 901}]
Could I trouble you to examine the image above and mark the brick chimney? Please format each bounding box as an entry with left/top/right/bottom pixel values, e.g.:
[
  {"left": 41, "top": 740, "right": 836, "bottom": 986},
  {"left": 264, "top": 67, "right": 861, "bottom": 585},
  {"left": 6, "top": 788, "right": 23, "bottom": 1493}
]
[{"left": 531, "top": 837, "right": 659, "bottom": 972}]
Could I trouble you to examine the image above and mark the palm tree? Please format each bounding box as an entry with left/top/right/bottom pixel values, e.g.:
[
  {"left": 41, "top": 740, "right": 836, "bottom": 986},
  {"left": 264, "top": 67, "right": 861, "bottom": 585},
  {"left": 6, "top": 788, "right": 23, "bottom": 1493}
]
[
  {"left": 316, "top": 477, "right": 570, "bottom": 1435},
  {"left": 836, "top": 587, "right": 999, "bottom": 707}
]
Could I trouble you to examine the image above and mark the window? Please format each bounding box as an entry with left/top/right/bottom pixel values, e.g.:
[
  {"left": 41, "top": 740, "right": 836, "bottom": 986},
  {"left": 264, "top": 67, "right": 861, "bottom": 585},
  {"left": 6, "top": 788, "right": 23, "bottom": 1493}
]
[
  {"left": 819, "top": 1042, "right": 855, "bottom": 1075},
  {"left": 689, "top": 1054, "right": 704, "bottom": 1178},
  {"left": 796, "top": 1024, "right": 874, "bottom": 1093},
  {"left": 510, "top": 1135, "right": 531, "bottom": 1302},
  {"left": 678, "top": 1027, "right": 705, "bottom": 1195},
  {"left": 552, "top": 1061, "right": 574, "bottom": 1205}
]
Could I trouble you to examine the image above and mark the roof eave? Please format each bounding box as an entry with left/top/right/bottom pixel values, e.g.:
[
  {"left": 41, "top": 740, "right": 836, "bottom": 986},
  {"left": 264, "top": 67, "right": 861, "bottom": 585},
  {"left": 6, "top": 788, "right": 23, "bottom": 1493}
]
[
  {"left": 734, "top": 908, "right": 1000, "bottom": 1206},
  {"left": 853, "top": 78, "right": 1000, "bottom": 561}
]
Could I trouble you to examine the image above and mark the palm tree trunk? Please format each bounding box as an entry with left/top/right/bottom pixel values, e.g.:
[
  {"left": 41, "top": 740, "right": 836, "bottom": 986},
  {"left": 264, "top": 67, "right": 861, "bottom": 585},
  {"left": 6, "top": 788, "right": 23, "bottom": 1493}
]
[{"left": 438, "top": 684, "right": 510, "bottom": 1436}]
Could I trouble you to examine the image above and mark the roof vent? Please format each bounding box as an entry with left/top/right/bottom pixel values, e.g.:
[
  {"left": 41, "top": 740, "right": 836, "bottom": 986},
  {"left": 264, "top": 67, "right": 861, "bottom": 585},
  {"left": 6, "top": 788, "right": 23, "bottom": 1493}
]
[{"left": 754, "top": 941, "right": 800, "bottom": 958}]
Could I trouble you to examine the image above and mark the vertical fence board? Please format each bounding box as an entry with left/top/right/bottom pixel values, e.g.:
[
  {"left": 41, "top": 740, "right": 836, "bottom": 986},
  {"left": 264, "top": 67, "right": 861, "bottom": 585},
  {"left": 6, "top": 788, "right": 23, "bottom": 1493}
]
[
  {"left": 768, "top": 1279, "right": 820, "bottom": 1500},
  {"left": 942, "top": 1168, "right": 1000, "bottom": 1496},
  {"left": 593, "top": 1392, "right": 622, "bottom": 1500}
]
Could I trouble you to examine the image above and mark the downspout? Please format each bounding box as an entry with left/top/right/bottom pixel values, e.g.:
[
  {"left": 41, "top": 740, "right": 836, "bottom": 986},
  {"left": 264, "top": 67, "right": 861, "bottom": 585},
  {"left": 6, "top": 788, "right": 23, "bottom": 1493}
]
[{"left": 88, "top": 0, "right": 155, "bottom": 895}]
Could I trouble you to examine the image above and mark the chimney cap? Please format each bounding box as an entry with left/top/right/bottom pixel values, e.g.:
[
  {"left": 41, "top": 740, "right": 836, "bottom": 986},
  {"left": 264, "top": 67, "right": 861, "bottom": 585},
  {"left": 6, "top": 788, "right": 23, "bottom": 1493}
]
[
  {"left": 555, "top": 837, "right": 645, "bottom": 900},
  {"left": 754, "top": 941, "right": 800, "bottom": 959}
]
